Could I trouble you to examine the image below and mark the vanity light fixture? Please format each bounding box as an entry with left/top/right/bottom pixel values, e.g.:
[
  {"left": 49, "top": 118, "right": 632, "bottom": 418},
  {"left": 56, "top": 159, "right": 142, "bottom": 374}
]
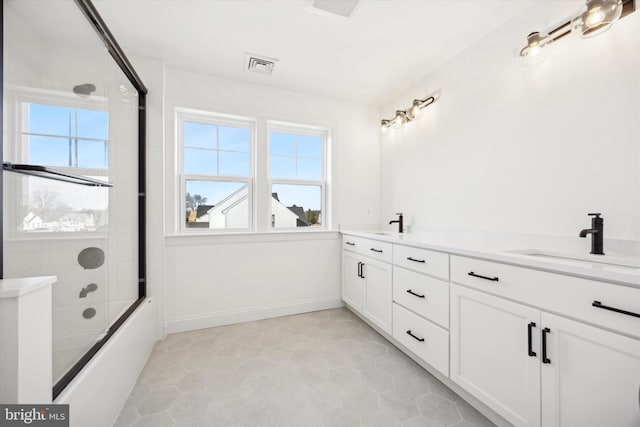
[
  {"left": 381, "top": 96, "right": 436, "bottom": 131},
  {"left": 518, "top": 0, "right": 635, "bottom": 62}
]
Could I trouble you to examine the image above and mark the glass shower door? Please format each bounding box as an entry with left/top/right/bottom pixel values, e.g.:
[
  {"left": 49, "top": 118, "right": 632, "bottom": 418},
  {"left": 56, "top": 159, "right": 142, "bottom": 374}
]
[{"left": 3, "top": 0, "right": 141, "bottom": 388}]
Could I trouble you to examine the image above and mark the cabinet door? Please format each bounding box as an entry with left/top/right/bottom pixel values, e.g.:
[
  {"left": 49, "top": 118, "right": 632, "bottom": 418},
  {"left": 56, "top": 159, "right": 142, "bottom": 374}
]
[
  {"left": 363, "top": 257, "right": 393, "bottom": 334},
  {"left": 450, "top": 284, "right": 541, "bottom": 427},
  {"left": 342, "top": 252, "right": 364, "bottom": 312},
  {"left": 541, "top": 312, "right": 640, "bottom": 427}
]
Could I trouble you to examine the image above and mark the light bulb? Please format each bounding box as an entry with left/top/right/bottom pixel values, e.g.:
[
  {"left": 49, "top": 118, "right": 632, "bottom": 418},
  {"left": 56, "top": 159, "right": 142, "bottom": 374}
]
[
  {"left": 586, "top": 8, "right": 605, "bottom": 27},
  {"left": 380, "top": 119, "right": 390, "bottom": 133}
]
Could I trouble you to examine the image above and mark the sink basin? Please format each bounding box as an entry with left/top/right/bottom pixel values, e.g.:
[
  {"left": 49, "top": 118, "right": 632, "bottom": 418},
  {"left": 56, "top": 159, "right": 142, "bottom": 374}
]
[{"left": 506, "top": 249, "right": 640, "bottom": 269}]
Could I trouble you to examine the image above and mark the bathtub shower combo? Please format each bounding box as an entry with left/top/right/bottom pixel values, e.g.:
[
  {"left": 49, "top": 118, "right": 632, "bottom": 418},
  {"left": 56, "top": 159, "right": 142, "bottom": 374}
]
[{"left": 1, "top": 0, "right": 147, "bottom": 398}]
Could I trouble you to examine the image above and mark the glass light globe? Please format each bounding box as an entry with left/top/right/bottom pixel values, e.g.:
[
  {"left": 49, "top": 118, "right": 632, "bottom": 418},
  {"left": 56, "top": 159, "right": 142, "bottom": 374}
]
[
  {"left": 518, "top": 31, "right": 551, "bottom": 66},
  {"left": 571, "top": 0, "right": 622, "bottom": 38}
]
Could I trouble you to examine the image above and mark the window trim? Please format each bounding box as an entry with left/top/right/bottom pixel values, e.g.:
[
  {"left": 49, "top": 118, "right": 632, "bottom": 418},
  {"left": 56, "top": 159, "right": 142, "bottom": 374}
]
[
  {"left": 267, "top": 121, "right": 329, "bottom": 231},
  {"left": 176, "top": 108, "right": 256, "bottom": 233}
]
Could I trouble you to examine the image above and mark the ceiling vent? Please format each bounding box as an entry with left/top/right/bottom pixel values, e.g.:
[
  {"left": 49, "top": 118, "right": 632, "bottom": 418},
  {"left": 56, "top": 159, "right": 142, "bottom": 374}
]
[
  {"left": 307, "top": 0, "right": 361, "bottom": 20},
  {"left": 246, "top": 54, "right": 278, "bottom": 76}
]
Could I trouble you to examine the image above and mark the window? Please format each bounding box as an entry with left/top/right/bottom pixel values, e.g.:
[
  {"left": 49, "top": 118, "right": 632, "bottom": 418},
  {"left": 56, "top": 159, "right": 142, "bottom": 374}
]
[
  {"left": 268, "top": 124, "right": 327, "bottom": 229},
  {"left": 15, "top": 102, "right": 110, "bottom": 233},
  {"left": 178, "top": 110, "right": 254, "bottom": 231},
  {"left": 24, "top": 103, "right": 109, "bottom": 168}
]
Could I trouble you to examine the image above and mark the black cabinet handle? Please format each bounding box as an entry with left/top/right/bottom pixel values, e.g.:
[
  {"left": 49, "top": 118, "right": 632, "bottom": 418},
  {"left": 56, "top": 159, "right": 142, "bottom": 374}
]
[
  {"left": 407, "top": 257, "right": 426, "bottom": 263},
  {"left": 542, "top": 327, "right": 551, "bottom": 364},
  {"left": 357, "top": 262, "right": 362, "bottom": 278},
  {"left": 370, "top": 248, "right": 383, "bottom": 253},
  {"left": 360, "top": 262, "right": 365, "bottom": 279},
  {"left": 406, "top": 289, "right": 425, "bottom": 299},
  {"left": 468, "top": 271, "right": 499, "bottom": 282},
  {"left": 406, "top": 330, "right": 425, "bottom": 342},
  {"left": 527, "top": 322, "right": 537, "bottom": 357},
  {"left": 592, "top": 300, "right": 640, "bottom": 318},
  {"left": 345, "top": 242, "right": 355, "bottom": 246}
]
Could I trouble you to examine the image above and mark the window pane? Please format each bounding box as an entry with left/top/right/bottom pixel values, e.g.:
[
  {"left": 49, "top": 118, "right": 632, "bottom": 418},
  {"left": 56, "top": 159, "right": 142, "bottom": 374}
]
[
  {"left": 297, "top": 135, "right": 323, "bottom": 158},
  {"left": 19, "top": 175, "right": 109, "bottom": 233},
  {"left": 219, "top": 126, "right": 250, "bottom": 152},
  {"left": 184, "top": 148, "right": 217, "bottom": 175},
  {"left": 271, "top": 184, "right": 321, "bottom": 228},
  {"left": 270, "top": 132, "right": 296, "bottom": 156},
  {"left": 184, "top": 121, "right": 216, "bottom": 149},
  {"left": 270, "top": 155, "right": 296, "bottom": 179},
  {"left": 28, "top": 136, "right": 72, "bottom": 167},
  {"left": 185, "top": 180, "right": 249, "bottom": 229},
  {"left": 219, "top": 151, "right": 250, "bottom": 176},
  {"left": 297, "top": 157, "right": 322, "bottom": 180},
  {"left": 77, "top": 109, "right": 109, "bottom": 140},
  {"left": 78, "top": 139, "right": 108, "bottom": 168},
  {"left": 28, "top": 103, "right": 73, "bottom": 136}
]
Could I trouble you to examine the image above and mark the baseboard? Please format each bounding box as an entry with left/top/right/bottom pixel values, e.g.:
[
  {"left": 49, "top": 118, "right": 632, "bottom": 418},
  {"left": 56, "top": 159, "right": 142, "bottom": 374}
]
[
  {"left": 167, "top": 297, "right": 344, "bottom": 334},
  {"left": 55, "top": 298, "right": 158, "bottom": 427}
]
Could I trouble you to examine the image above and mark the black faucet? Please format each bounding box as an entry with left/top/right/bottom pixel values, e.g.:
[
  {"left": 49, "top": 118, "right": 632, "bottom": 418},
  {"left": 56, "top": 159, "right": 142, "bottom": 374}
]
[
  {"left": 389, "top": 213, "right": 404, "bottom": 233},
  {"left": 579, "top": 213, "right": 604, "bottom": 255}
]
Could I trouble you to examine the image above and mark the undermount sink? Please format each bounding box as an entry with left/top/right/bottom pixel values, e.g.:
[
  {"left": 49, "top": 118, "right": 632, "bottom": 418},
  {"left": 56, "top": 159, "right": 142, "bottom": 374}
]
[{"left": 506, "top": 249, "right": 640, "bottom": 269}]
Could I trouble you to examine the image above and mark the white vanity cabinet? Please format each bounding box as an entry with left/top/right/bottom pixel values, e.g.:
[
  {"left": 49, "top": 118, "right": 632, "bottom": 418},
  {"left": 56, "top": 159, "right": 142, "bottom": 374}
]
[
  {"left": 450, "top": 255, "right": 640, "bottom": 427},
  {"left": 341, "top": 235, "right": 393, "bottom": 334}
]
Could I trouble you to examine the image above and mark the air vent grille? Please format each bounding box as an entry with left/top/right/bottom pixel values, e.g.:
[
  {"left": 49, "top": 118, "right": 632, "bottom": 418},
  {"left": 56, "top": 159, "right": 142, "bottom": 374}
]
[{"left": 246, "top": 55, "right": 278, "bottom": 76}]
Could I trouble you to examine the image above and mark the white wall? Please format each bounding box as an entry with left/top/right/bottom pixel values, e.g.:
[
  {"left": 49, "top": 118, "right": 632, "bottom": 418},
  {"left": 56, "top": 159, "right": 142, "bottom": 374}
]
[
  {"left": 380, "top": 3, "right": 640, "bottom": 241},
  {"left": 163, "top": 67, "right": 380, "bottom": 332}
]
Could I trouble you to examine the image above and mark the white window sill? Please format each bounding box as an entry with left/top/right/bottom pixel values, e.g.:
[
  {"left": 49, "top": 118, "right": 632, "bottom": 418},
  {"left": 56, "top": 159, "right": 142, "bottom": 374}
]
[{"left": 165, "top": 229, "right": 339, "bottom": 246}]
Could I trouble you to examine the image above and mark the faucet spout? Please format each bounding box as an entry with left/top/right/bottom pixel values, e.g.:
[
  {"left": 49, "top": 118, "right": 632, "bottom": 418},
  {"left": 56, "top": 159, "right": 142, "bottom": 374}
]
[{"left": 579, "top": 228, "right": 597, "bottom": 238}]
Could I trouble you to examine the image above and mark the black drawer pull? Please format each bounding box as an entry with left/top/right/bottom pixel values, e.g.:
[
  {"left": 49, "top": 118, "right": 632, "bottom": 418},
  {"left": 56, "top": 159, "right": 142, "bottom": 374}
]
[
  {"left": 542, "top": 327, "right": 551, "bottom": 364},
  {"left": 406, "top": 289, "right": 425, "bottom": 298},
  {"left": 345, "top": 242, "right": 355, "bottom": 246},
  {"left": 407, "top": 257, "right": 426, "bottom": 263},
  {"left": 370, "top": 248, "right": 383, "bottom": 253},
  {"left": 468, "top": 271, "right": 499, "bottom": 282},
  {"left": 527, "top": 322, "right": 537, "bottom": 357},
  {"left": 406, "top": 330, "right": 425, "bottom": 342},
  {"left": 592, "top": 301, "right": 640, "bottom": 318}
]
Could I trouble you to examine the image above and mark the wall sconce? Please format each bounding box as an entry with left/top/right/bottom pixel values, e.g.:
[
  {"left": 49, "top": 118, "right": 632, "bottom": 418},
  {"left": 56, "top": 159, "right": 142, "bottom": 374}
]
[
  {"left": 381, "top": 96, "right": 436, "bottom": 132},
  {"left": 519, "top": 0, "right": 635, "bottom": 63}
]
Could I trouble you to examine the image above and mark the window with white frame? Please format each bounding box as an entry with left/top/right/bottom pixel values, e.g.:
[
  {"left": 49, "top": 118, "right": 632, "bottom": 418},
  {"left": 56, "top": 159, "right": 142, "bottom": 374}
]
[
  {"left": 268, "top": 123, "right": 327, "bottom": 229},
  {"left": 177, "top": 110, "right": 255, "bottom": 231},
  {"left": 13, "top": 101, "right": 110, "bottom": 233}
]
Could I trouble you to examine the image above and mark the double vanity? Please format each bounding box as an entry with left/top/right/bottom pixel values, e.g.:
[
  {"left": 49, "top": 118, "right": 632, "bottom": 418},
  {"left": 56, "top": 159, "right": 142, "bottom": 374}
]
[{"left": 341, "top": 230, "right": 640, "bottom": 427}]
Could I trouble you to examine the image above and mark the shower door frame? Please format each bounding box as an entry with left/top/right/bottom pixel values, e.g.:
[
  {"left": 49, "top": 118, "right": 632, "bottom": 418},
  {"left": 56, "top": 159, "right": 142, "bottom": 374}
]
[{"left": 0, "top": 0, "right": 148, "bottom": 399}]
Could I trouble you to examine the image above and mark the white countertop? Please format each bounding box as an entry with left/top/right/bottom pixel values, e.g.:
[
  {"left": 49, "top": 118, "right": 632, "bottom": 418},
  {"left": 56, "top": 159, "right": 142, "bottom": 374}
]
[
  {"left": 0, "top": 276, "right": 57, "bottom": 299},
  {"left": 341, "top": 230, "right": 640, "bottom": 287}
]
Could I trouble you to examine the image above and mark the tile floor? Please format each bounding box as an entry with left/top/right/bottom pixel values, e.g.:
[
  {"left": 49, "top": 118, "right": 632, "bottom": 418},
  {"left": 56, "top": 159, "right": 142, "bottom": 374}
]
[{"left": 115, "top": 308, "right": 495, "bottom": 427}]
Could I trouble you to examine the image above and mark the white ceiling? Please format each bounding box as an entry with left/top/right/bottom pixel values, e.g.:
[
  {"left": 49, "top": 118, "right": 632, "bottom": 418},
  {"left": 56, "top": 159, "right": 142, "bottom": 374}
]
[{"left": 15, "top": 0, "right": 542, "bottom": 107}]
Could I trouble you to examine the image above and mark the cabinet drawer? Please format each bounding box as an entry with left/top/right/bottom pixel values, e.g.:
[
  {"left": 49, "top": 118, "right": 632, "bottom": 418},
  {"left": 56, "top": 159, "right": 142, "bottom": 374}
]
[
  {"left": 393, "top": 303, "right": 449, "bottom": 376},
  {"left": 451, "top": 255, "right": 640, "bottom": 339},
  {"left": 393, "top": 267, "right": 449, "bottom": 329},
  {"left": 393, "top": 245, "right": 449, "bottom": 280},
  {"left": 342, "top": 235, "right": 392, "bottom": 263}
]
